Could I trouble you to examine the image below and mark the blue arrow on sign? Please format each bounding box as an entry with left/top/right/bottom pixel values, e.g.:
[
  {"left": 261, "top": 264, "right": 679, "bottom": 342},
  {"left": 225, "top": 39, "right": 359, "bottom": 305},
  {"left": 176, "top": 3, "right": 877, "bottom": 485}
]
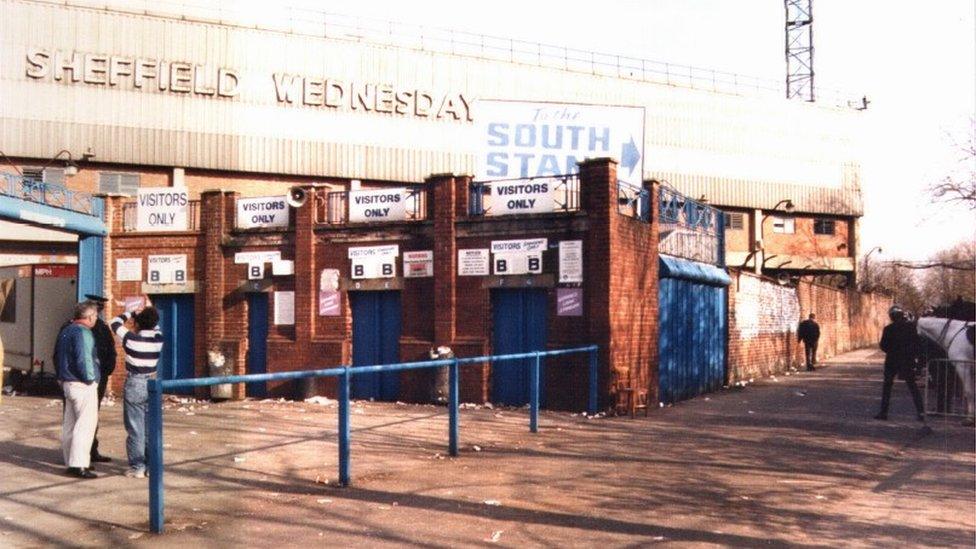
[{"left": 621, "top": 137, "right": 641, "bottom": 176}]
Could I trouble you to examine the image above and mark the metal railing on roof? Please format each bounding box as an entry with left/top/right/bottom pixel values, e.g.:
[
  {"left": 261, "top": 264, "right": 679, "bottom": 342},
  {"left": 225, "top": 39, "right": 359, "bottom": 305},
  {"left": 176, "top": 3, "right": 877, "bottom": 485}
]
[
  {"left": 469, "top": 174, "right": 580, "bottom": 216},
  {"left": 0, "top": 173, "right": 95, "bottom": 216},
  {"left": 658, "top": 185, "right": 725, "bottom": 266},
  {"left": 56, "top": 0, "right": 864, "bottom": 109}
]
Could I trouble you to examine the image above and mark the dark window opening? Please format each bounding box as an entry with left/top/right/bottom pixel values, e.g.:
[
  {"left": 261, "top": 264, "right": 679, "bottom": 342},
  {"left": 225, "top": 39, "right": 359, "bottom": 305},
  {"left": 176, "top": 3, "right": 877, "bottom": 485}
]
[{"left": 814, "top": 218, "right": 836, "bottom": 235}]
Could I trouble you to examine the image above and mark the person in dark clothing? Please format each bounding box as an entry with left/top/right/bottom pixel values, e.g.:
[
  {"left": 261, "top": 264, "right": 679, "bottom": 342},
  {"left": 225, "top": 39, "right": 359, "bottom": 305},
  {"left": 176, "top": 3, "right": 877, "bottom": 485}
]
[
  {"left": 797, "top": 313, "right": 821, "bottom": 371},
  {"left": 876, "top": 305, "right": 925, "bottom": 421},
  {"left": 85, "top": 294, "right": 118, "bottom": 463}
]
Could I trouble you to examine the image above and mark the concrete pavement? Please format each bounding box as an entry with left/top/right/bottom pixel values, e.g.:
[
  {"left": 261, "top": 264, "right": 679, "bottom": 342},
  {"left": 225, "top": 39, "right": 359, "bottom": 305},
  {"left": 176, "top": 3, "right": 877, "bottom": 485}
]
[{"left": 0, "top": 348, "right": 973, "bottom": 547}]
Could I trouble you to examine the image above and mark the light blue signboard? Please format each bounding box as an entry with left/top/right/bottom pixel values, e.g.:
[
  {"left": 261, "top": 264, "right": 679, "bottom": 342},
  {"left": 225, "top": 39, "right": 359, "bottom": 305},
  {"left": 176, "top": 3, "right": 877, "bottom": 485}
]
[{"left": 476, "top": 100, "right": 645, "bottom": 186}]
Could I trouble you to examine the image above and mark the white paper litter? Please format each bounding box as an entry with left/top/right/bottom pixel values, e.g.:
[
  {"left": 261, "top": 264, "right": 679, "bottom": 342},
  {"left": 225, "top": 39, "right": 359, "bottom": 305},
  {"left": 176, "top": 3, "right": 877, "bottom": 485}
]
[
  {"left": 316, "top": 498, "right": 332, "bottom": 504},
  {"left": 233, "top": 456, "right": 246, "bottom": 463},
  {"left": 305, "top": 396, "right": 335, "bottom": 406},
  {"left": 488, "top": 531, "right": 503, "bottom": 542},
  {"left": 483, "top": 500, "right": 500, "bottom": 506}
]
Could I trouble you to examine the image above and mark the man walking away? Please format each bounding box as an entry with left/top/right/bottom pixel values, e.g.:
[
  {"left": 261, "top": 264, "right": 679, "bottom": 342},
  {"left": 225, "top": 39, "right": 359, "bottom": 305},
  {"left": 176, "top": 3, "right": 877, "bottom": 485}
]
[
  {"left": 111, "top": 299, "right": 163, "bottom": 478},
  {"left": 876, "top": 305, "right": 925, "bottom": 421},
  {"left": 84, "top": 294, "right": 118, "bottom": 464},
  {"left": 55, "top": 301, "right": 101, "bottom": 479},
  {"left": 797, "top": 313, "right": 821, "bottom": 371}
]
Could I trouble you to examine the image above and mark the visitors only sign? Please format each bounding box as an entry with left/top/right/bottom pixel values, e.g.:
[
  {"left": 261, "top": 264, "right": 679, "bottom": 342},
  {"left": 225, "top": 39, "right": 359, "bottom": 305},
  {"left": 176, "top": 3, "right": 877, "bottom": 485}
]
[
  {"left": 348, "top": 189, "right": 408, "bottom": 222},
  {"left": 349, "top": 244, "right": 399, "bottom": 279},
  {"left": 136, "top": 188, "right": 188, "bottom": 231},
  {"left": 476, "top": 100, "right": 645, "bottom": 187},
  {"left": 236, "top": 196, "right": 289, "bottom": 229}
]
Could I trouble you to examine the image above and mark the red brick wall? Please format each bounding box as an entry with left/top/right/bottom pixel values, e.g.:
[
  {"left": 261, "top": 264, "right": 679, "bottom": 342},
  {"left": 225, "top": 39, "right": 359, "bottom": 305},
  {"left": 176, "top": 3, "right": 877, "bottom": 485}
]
[
  {"left": 102, "top": 161, "right": 634, "bottom": 410},
  {"left": 727, "top": 269, "right": 890, "bottom": 383}
]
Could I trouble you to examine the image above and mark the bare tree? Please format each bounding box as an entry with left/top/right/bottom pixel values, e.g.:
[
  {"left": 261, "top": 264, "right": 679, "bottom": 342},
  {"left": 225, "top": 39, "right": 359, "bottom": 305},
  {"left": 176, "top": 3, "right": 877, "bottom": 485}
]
[
  {"left": 928, "top": 119, "right": 976, "bottom": 209},
  {"left": 918, "top": 241, "right": 976, "bottom": 305}
]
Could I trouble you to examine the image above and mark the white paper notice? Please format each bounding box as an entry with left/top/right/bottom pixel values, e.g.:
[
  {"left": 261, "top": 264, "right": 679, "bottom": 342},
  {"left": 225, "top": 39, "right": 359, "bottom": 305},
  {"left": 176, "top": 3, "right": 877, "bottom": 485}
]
[
  {"left": 458, "top": 249, "right": 490, "bottom": 276},
  {"left": 558, "top": 240, "right": 583, "bottom": 283},
  {"left": 116, "top": 258, "right": 142, "bottom": 281},
  {"left": 274, "top": 291, "right": 295, "bottom": 325}
]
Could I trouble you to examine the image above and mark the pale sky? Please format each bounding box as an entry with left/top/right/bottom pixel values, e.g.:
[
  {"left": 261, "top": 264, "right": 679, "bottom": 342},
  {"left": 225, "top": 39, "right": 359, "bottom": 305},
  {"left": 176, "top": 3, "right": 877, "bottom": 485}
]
[{"left": 291, "top": 0, "right": 975, "bottom": 262}]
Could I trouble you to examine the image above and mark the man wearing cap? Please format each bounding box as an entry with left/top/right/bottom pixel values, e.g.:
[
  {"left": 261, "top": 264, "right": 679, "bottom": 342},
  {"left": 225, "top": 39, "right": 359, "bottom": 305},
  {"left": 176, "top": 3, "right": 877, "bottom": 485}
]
[
  {"left": 84, "top": 294, "right": 118, "bottom": 463},
  {"left": 876, "top": 305, "right": 925, "bottom": 421}
]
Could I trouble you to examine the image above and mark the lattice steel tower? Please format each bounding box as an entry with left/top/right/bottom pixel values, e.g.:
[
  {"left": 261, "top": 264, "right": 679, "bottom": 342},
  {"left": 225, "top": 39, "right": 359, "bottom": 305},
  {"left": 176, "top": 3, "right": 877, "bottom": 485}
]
[{"left": 784, "top": 0, "right": 814, "bottom": 101}]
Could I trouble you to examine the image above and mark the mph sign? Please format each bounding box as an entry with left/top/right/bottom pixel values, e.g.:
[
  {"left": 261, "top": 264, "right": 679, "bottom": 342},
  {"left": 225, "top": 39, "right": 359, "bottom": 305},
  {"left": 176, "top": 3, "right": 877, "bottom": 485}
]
[{"left": 476, "top": 100, "right": 645, "bottom": 187}]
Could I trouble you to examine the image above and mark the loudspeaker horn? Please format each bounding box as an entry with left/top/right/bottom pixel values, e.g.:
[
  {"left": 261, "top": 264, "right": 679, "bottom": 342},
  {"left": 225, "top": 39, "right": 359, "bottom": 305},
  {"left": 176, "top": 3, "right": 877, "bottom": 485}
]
[{"left": 286, "top": 186, "right": 307, "bottom": 208}]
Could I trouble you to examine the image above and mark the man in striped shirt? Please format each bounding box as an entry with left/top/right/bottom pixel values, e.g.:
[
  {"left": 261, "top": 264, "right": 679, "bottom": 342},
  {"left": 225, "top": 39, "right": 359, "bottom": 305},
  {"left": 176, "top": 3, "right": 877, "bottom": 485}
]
[{"left": 111, "top": 300, "right": 164, "bottom": 478}]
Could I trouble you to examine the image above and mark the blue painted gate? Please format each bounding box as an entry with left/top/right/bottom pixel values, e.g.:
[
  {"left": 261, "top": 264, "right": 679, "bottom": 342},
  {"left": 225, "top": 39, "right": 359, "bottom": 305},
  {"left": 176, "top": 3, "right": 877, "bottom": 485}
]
[
  {"left": 350, "top": 291, "right": 401, "bottom": 400},
  {"left": 246, "top": 293, "right": 269, "bottom": 398},
  {"left": 151, "top": 294, "right": 196, "bottom": 395},
  {"left": 491, "top": 289, "right": 548, "bottom": 406},
  {"left": 658, "top": 256, "right": 729, "bottom": 405}
]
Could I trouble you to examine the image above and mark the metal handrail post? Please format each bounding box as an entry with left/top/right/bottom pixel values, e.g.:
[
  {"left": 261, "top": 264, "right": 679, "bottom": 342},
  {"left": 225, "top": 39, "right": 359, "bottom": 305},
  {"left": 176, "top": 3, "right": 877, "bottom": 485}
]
[
  {"left": 338, "top": 367, "right": 351, "bottom": 486},
  {"left": 448, "top": 358, "right": 459, "bottom": 456},
  {"left": 588, "top": 346, "right": 598, "bottom": 415},
  {"left": 147, "top": 379, "right": 165, "bottom": 533},
  {"left": 530, "top": 352, "right": 540, "bottom": 433}
]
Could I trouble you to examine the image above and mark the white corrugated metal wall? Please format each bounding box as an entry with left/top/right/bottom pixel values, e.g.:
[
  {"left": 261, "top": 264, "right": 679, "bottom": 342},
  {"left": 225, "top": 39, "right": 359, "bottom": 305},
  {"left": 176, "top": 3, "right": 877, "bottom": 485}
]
[{"left": 0, "top": 0, "right": 863, "bottom": 215}]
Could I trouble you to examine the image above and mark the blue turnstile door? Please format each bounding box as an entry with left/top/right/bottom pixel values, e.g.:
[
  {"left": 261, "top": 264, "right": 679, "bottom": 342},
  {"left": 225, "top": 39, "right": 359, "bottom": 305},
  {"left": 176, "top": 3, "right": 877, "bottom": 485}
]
[
  {"left": 350, "top": 291, "right": 401, "bottom": 400},
  {"left": 491, "top": 289, "right": 548, "bottom": 406},
  {"left": 151, "top": 294, "right": 195, "bottom": 395},
  {"left": 246, "top": 293, "right": 269, "bottom": 398}
]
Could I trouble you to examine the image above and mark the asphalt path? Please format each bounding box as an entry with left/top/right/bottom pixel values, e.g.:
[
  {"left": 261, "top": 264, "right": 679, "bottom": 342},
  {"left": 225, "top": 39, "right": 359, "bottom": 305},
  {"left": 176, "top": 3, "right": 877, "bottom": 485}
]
[{"left": 0, "top": 348, "right": 972, "bottom": 547}]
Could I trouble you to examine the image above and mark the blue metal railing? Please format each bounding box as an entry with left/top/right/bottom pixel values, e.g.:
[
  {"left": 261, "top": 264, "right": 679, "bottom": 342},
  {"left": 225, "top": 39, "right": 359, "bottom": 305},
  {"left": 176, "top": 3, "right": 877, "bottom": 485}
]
[
  {"left": 1, "top": 173, "right": 95, "bottom": 216},
  {"left": 658, "top": 185, "right": 724, "bottom": 266},
  {"left": 146, "top": 345, "right": 599, "bottom": 533}
]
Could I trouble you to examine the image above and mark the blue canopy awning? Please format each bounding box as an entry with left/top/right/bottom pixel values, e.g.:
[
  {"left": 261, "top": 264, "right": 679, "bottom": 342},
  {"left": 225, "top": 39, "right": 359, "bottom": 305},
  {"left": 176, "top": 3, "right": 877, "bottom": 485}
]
[{"left": 659, "top": 255, "right": 731, "bottom": 287}]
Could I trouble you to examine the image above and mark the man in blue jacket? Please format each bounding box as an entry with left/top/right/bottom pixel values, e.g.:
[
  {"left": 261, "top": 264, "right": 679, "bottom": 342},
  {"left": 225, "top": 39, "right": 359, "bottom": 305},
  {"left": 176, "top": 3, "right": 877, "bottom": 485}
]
[{"left": 55, "top": 301, "right": 101, "bottom": 479}]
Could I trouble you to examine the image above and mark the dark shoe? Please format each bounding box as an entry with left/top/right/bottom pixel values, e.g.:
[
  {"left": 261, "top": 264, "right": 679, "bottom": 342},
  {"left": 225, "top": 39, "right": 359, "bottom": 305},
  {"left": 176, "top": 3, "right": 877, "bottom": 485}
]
[
  {"left": 66, "top": 467, "right": 98, "bottom": 479},
  {"left": 806, "top": 366, "right": 816, "bottom": 371},
  {"left": 873, "top": 413, "right": 887, "bottom": 420},
  {"left": 90, "top": 454, "right": 112, "bottom": 463}
]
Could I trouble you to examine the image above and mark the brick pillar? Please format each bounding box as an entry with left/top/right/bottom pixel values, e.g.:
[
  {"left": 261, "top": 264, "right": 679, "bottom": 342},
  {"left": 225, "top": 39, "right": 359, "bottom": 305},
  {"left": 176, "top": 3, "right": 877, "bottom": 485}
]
[
  {"left": 429, "top": 173, "right": 458, "bottom": 347},
  {"left": 644, "top": 178, "right": 661, "bottom": 404},
  {"left": 200, "top": 190, "right": 231, "bottom": 396},
  {"left": 579, "top": 158, "right": 617, "bottom": 411},
  {"left": 294, "top": 186, "right": 316, "bottom": 371}
]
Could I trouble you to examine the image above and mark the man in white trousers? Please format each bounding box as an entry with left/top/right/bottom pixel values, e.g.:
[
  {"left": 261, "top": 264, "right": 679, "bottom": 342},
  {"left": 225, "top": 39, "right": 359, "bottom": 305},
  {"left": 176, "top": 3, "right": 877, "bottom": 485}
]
[{"left": 54, "top": 301, "right": 101, "bottom": 479}]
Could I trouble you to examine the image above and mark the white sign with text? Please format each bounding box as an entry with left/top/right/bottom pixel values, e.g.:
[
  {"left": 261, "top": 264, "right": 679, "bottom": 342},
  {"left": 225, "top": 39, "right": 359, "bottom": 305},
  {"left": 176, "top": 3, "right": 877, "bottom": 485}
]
[
  {"left": 136, "top": 188, "right": 189, "bottom": 232},
  {"left": 147, "top": 254, "right": 187, "bottom": 284},
  {"left": 403, "top": 250, "right": 434, "bottom": 278},
  {"left": 558, "top": 240, "right": 583, "bottom": 283},
  {"left": 458, "top": 249, "right": 490, "bottom": 276},
  {"left": 348, "top": 189, "right": 408, "bottom": 222},
  {"left": 236, "top": 196, "right": 290, "bottom": 229},
  {"left": 116, "top": 258, "right": 142, "bottom": 281}
]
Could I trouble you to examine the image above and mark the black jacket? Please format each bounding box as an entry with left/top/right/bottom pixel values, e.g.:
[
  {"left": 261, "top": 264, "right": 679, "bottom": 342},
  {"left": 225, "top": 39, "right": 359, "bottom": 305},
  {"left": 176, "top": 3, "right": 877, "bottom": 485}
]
[
  {"left": 879, "top": 320, "right": 919, "bottom": 373},
  {"left": 797, "top": 319, "right": 820, "bottom": 344},
  {"left": 91, "top": 317, "right": 117, "bottom": 376}
]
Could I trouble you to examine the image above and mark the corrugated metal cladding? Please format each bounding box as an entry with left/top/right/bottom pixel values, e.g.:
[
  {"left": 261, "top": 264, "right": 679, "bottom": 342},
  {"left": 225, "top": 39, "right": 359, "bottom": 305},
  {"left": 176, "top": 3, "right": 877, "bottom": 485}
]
[{"left": 0, "top": 0, "right": 863, "bottom": 215}]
